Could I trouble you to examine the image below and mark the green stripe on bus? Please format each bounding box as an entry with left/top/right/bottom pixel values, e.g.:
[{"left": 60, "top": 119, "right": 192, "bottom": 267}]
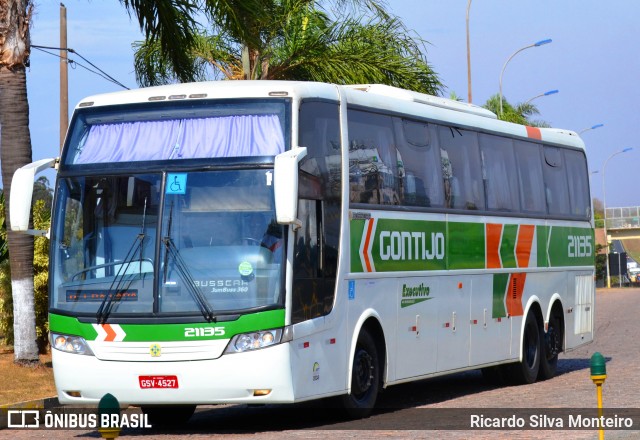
[
  {"left": 448, "top": 222, "right": 484, "bottom": 269},
  {"left": 49, "top": 309, "right": 286, "bottom": 342},
  {"left": 548, "top": 226, "right": 595, "bottom": 267},
  {"left": 350, "top": 219, "right": 366, "bottom": 273},
  {"left": 492, "top": 273, "right": 509, "bottom": 318},
  {"left": 349, "top": 218, "right": 594, "bottom": 273},
  {"left": 536, "top": 225, "right": 550, "bottom": 267},
  {"left": 499, "top": 224, "right": 518, "bottom": 268}
]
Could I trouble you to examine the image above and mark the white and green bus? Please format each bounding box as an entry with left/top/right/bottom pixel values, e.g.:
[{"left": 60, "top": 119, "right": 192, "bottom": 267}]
[{"left": 11, "top": 81, "right": 594, "bottom": 422}]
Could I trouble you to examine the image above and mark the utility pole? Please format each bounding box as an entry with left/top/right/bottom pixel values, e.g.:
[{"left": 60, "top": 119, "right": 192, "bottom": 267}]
[
  {"left": 60, "top": 3, "right": 68, "bottom": 153},
  {"left": 466, "top": 0, "right": 472, "bottom": 103}
]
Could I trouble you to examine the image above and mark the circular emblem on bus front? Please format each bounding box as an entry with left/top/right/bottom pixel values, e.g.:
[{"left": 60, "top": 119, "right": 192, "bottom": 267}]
[
  {"left": 150, "top": 344, "right": 161, "bottom": 357},
  {"left": 238, "top": 261, "right": 253, "bottom": 276}
]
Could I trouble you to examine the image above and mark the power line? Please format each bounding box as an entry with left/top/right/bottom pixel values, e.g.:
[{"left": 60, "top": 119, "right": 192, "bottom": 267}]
[{"left": 31, "top": 44, "right": 130, "bottom": 90}]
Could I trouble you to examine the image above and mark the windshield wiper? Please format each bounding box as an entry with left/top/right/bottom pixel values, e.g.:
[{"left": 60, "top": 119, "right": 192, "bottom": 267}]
[
  {"left": 95, "top": 233, "right": 146, "bottom": 323},
  {"left": 96, "top": 197, "right": 148, "bottom": 324},
  {"left": 163, "top": 201, "right": 216, "bottom": 322}
]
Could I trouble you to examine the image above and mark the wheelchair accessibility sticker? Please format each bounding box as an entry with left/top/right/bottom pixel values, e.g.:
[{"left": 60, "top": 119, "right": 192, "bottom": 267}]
[{"left": 166, "top": 174, "right": 187, "bottom": 194}]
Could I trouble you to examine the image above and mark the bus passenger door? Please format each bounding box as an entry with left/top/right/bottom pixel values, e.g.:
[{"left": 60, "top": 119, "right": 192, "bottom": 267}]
[{"left": 395, "top": 278, "right": 439, "bottom": 379}]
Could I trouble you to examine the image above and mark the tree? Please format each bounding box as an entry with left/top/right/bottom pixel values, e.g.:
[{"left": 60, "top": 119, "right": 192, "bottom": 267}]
[
  {"left": 0, "top": 0, "right": 39, "bottom": 364},
  {"left": 0, "top": 0, "right": 200, "bottom": 364},
  {"left": 483, "top": 94, "right": 550, "bottom": 127},
  {"left": 131, "top": 0, "right": 442, "bottom": 95}
]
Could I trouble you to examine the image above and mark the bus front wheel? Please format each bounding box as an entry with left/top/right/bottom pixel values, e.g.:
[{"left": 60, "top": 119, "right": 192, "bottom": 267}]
[{"left": 341, "top": 330, "right": 380, "bottom": 418}]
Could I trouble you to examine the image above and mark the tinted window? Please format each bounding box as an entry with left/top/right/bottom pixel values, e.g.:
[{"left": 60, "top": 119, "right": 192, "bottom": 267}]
[
  {"left": 348, "top": 109, "right": 400, "bottom": 205},
  {"left": 514, "top": 141, "right": 546, "bottom": 214},
  {"left": 542, "top": 146, "right": 571, "bottom": 216},
  {"left": 479, "top": 134, "right": 520, "bottom": 211},
  {"left": 438, "top": 126, "right": 484, "bottom": 210},
  {"left": 395, "top": 119, "right": 444, "bottom": 207},
  {"left": 564, "top": 149, "right": 591, "bottom": 219}
]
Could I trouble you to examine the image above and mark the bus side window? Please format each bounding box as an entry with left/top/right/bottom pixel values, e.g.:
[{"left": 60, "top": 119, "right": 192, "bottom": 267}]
[
  {"left": 394, "top": 118, "right": 444, "bottom": 207},
  {"left": 438, "top": 126, "right": 484, "bottom": 210},
  {"left": 542, "top": 146, "right": 571, "bottom": 216},
  {"left": 347, "top": 109, "right": 400, "bottom": 205},
  {"left": 292, "top": 200, "right": 335, "bottom": 324},
  {"left": 514, "top": 140, "right": 546, "bottom": 214},
  {"left": 564, "top": 149, "right": 591, "bottom": 219},
  {"left": 479, "top": 133, "right": 520, "bottom": 212}
]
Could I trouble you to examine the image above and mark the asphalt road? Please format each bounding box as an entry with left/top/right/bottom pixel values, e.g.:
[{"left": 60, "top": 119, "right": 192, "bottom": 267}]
[{"left": 2, "top": 288, "right": 639, "bottom": 439}]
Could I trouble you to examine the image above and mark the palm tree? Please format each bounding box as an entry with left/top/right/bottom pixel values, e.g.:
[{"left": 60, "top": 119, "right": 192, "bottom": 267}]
[
  {"left": 0, "top": 0, "right": 39, "bottom": 364},
  {"left": 483, "top": 93, "right": 550, "bottom": 127},
  {"left": 132, "top": 0, "right": 442, "bottom": 94},
  {"left": 0, "top": 0, "right": 200, "bottom": 364}
]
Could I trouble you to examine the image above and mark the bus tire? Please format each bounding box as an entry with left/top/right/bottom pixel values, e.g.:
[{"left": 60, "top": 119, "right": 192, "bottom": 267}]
[
  {"left": 538, "top": 308, "right": 563, "bottom": 380},
  {"left": 340, "top": 330, "right": 380, "bottom": 418},
  {"left": 140, "top": 404, "right": 196, "bottom": 426},
  {"left": 507, "top": 310, "right": 541, "bottom": 385}
]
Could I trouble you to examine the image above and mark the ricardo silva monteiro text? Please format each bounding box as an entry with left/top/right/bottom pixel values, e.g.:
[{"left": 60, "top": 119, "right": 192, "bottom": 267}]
[{"left": 470, "top": 414, "right": 634, "bottom": 429}]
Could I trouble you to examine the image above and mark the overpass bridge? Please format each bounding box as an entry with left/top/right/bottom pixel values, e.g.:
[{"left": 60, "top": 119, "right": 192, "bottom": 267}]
[{"left": 604, "top": 206, "right": 640, "bottom": 240}]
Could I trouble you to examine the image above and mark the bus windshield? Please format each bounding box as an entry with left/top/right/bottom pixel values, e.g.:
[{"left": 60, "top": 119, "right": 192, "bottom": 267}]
[{"left": 50, "top": 169, "right": 285, "bottom": 319}]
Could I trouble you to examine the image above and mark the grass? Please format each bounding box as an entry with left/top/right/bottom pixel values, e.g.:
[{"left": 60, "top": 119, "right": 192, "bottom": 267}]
[{"left": 0, "top": 339, "right": 56, "bottom": 407}]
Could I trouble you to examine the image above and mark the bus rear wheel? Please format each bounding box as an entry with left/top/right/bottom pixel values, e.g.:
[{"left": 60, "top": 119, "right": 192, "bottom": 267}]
[
  {"left": 507, "top": 311, "right": 541, "bottom": 384},
  {"left": 539, "top": 309, "right": 563, "bottom": 380},
  {"left": 340, "top": 330, "right": 380, "bottom": 418},
  {"left": 140, "top": 404, "right": 196, "bottom": 427}
]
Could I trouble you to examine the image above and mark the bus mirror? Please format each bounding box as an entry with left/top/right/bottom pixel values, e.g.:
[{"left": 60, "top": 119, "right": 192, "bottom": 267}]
[
  {"left": 10, "top": 157, "right": 57, "bottom": 235},
  {"left": 274, "top": 147, "right": 307, "bottom": 226}
]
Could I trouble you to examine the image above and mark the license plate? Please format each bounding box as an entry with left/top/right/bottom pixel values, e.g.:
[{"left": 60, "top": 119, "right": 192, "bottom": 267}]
[{"left": 139, "top": 375, "right": 179, "bottom": 389}]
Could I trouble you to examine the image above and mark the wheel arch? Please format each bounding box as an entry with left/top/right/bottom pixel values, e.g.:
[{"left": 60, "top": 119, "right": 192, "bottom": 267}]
[
  {"left": 518, "top": 297, "right": 544, "bottom": 362},
  {"left": 545, "top": 294, "right": 566, "bottom": 351},
  {"left": 347, "top": 310, "right": 387, "bottom": 393}
]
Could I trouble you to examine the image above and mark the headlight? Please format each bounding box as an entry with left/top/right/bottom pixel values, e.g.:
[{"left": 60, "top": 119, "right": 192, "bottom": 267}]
[
  {"left": 50, "top": 333, "right": 94, "bottom": 356},
  {"left": 225, "top": 329, "right": 283, "bottom": 354}
]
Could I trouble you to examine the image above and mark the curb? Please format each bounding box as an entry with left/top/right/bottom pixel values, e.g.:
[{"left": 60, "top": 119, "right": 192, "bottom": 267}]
[{"left": 0, "top": 396, "right": 59, "bottom": 410}]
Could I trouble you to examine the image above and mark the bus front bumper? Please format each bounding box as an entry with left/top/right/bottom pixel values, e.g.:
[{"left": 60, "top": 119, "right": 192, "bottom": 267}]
[{"left": 52, "top": 343, "right": 294, "bottom": 406}]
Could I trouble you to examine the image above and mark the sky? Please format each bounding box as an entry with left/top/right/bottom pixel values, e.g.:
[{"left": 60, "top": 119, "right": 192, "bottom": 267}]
[{"left": 25, "top": 0, "right": 640, "bottom": 208}]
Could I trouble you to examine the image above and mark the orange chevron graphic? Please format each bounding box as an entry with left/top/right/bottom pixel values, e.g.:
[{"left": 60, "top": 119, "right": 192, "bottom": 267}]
[
  {"left": 516, "top": 225, "right": 535, "bottom": 268},
  {"left": 362, "top": 218, "right": 375, "bottom": 272},
  {"left": 505, "top": 273, "right": 526, "bottom": 317},
  {"left": 103, "top": 324, "right": 117, "bottom": 342},
  {"left": 486, "top": 223, "right": 503, "bottom": 269}
]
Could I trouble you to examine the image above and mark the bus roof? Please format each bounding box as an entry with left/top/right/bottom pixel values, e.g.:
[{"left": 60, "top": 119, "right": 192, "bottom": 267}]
[{"left": 76, "top": 80, "right": 585, "bottom": 150}]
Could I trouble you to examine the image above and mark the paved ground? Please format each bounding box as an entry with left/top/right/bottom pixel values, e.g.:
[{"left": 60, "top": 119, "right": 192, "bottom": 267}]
[{"left": 2, "top": 288, "right": 639, "bottom": 439}]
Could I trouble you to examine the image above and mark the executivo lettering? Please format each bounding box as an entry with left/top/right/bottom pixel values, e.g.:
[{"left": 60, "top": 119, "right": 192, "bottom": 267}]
[{"left": 401, "top": 283, "right": 432, "bottom": 308}]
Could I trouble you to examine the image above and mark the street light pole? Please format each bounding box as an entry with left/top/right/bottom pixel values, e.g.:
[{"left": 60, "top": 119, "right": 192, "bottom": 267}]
[
  {"left": 602, "top": 147, "right": 633, "bottom": 288},
  {"left": 580, "top": 124, "right": 604, "bottom": 135},
  {"left": 466, "top": 0, "right": 473, "bottom": 103},
  {"left": 524, "top": 89, "right": 558, "bottom": 105},
  {"left": 499, "top": 38, "right": 552, "bottom": 115}
]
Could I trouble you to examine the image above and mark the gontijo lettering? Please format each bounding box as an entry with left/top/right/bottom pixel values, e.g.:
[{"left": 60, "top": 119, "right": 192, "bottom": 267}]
[{"left": 380, "top": 231, "right": 445, "bottom": 261}]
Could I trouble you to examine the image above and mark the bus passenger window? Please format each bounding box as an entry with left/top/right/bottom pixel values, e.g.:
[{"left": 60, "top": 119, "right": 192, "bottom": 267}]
[
  {"left": 514, "top": 141, "right": 546, "bottom": 214},
  {"left": 438, "top": 126, "right": 484, "bottom": 210},
  {"left": 395, "top": 118, "right": 444, "bottom": 207},
  {"left": 347, "top": 109, "right": 400, "bottom": 205},
  {"left": 542, "top": 146, "right": 571, "bottom": 216},
  {"left": 479, "top": 134, "right": 520, "bottom": 212}
]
